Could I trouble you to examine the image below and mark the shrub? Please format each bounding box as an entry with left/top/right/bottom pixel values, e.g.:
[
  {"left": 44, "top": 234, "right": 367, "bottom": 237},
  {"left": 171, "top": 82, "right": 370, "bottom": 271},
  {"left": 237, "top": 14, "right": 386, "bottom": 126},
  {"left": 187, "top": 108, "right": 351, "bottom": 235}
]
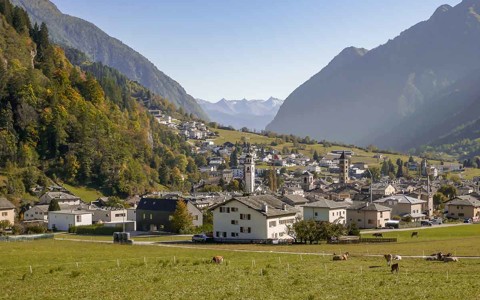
[{"left": 69, "top": 224, "right": 120, "bottom": 235}]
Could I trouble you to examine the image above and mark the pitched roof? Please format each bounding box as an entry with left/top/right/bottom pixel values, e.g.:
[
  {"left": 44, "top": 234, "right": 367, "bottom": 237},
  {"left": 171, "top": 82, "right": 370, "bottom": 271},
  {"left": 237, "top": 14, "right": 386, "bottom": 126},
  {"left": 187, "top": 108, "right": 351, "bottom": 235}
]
[
  {"left": 374, "top": 194, "right": 426, "bottom": 205},
  {"left": 447, "top": 195, "right": 480, "bottom": 207},
  {"left": 39, "top": 192, "right": 81, "bottom": 204},
  {"left": 212, "top": 195, "right": 298, "bottom": 217},
  {"left": 0, "top": 198, "right": 15, "bottom": 210},
  {"left": 282, "top": 195, "right": 309, "bottom": 205},
  {"left": 347, "top": 201, "right": 392, "bottom": 212},
  {"left": 303, "top": 198, "right": 349, "bottom": 209},
  {"left": 137, "top": 197, "right": 187, "bottom": 211}
]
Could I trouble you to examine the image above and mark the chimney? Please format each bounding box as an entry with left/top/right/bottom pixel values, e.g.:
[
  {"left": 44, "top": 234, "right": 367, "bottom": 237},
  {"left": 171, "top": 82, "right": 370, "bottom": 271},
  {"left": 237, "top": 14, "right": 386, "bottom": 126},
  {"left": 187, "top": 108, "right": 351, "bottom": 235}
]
[
  {"left": 262, "top": 202, "right": 268, "bottom": 213},
  {"left": 282, "top": 203, "right": 287, "bottom": 211}
]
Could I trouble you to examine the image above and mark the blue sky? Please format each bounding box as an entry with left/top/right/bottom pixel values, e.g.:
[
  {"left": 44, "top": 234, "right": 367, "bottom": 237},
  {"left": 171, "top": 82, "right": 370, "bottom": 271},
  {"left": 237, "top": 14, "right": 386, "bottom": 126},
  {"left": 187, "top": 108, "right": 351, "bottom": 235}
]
[{"left": 52, "top": 0, "right": 460, "bottom": 102}]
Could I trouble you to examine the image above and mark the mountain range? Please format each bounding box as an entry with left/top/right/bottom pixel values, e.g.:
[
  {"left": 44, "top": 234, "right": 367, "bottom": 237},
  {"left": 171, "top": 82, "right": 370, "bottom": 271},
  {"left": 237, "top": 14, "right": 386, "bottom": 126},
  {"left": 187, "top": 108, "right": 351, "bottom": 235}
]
[
  {"left": 11, "top": 0, "right": 208, "bottom": 120},
  {"left": 197, "top": 97, "right": 283, "bottom": 131},
  {"left": 267, "top": 0, "right": 480, "bottom": 154}
]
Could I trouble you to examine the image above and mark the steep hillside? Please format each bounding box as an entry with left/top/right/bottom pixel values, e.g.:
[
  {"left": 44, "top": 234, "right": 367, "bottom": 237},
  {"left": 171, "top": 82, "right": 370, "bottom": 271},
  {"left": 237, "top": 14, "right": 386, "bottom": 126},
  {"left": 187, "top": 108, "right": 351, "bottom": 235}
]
[
  {"left": 267, "top": 0, "right": 480, "bottom": 146},
  {"left": 0, "top": 1, "right": 202, "bottom": 200},
  {"left": 11, "top": 0, "right": 209, "bottom": 120},
  {"left": 197, "top": 97, "right": 283, "bottom": 131}
]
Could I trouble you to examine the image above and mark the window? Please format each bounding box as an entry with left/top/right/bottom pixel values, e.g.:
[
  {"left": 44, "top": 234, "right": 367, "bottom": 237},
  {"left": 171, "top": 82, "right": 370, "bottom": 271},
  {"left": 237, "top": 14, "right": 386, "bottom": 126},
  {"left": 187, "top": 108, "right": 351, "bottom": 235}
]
[
  {"left": 240, "top": 227, "right": 251, "bottom": 233},
  {"left": 216, "top": 231, "right": 220, "bottom": 237},
  {"left": 231, "top": 232, "right": 239, "bottom": 237},
  {"left": 193, "top": 215, "right": 199, "bottom": 221},
  {"left": 279, "top": 219, "right": 294, "bottom": 225},
  {"left": 314, "top": 212, "right": 318, "bottom": 217},
  {"left": 150, "top": 214, "right": 153, "bottom": 220},
  {"left": 380, "top": 212, "right": 383, "bottom": 218},
  {"left": 2, "top": 212, "right": 8, "bottom": 217},
  {"left": 231, "top": 220, "right": 238, "bottom": 225},
  {"left": 240, "top": 214, "right": 251, "bottom": 220},
  {"left": 143, "top": 213, "right": 146, "bottom": 220},
  {"left": 222, "top": 232, "right": 227, "bottom": 238},
  {"left": 76, "top": 215, "right": 82, "bottom": 222},
  {"left": 220, "top": 207, "right": 230, "bottom": 213},
  {"left": 368, "top": 219, "right": 373, "bottom": 224},
  {"left": 114, "top": 213, "right": 125, "bottom": 217},
  {"left": 357, "top": 219, "right": 361, "bottom": 222},
  {"left": 332, "top": 212, "right": 334, "bottom": 216},
  {"left": 240, "top": 227, "right": 244, "bottom": 233},
  {"left": 231, "top": 207, "right": 238, "bottom": 212},
  {"left": 279, "top": 232, "right": 284, "bottom": 237},
  {"left": 269, "top": 221, "right": 277, "bottom": 227},
  {"left": 248, "top": 227, "right": 251, "bottom": 233}
]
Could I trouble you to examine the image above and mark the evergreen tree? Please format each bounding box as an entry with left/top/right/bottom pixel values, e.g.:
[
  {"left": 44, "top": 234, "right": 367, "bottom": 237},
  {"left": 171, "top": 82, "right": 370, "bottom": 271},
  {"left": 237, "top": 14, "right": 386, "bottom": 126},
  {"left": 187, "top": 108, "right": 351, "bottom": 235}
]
[
  {"left": 170, "top": 200, "right": 193, "bottom": 233},
  {"left": 229, "top": 150, "right": 238, "bottom": 168},
  {"left": 313, "top": 150, "right": 319, "bottom": 162},
  {"left": 48, "top": 199, "right": 61, "bottom": 211}
]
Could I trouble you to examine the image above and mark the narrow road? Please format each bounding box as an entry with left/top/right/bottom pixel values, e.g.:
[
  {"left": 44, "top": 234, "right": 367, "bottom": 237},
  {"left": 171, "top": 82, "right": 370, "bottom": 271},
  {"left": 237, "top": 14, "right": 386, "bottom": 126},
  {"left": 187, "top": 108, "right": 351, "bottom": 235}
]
[
  {"left": 363, "top": 223, "right": 472, "bottom": 234},
  {"left": 55, "top": 237, "right": 480, "bottom": 259}
]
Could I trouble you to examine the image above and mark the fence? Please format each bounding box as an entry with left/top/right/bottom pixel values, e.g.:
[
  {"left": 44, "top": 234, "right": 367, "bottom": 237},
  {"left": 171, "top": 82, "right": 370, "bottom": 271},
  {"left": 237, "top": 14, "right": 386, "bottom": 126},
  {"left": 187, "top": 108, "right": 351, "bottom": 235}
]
[
  {"left": 0, "top": 233, "right": 54, "bottom": 242},
  {"left": 327, "top": 237, "right": 397, "bottom": 244}
]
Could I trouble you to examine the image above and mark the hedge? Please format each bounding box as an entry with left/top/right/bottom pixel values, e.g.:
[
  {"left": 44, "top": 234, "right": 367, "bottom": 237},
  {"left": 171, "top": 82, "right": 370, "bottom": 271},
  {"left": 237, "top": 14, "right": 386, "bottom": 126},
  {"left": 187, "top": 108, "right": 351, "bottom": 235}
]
[{"left": 68, "top": 224, "right": 121, "bottom": 235}]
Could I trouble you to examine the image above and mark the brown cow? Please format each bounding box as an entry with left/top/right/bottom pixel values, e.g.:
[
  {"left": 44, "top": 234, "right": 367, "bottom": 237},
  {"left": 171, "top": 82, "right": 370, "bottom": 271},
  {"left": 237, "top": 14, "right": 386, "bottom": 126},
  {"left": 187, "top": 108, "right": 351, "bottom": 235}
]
[
  {"left": 411, "top": 232, "right": 419, "bottom": 238},
  {"left": 384, "top": 254, "right": 393, "bottom": 266},
  {"left": 332, "top": 252, "right": 349, "bottom": 261},
  {"left": 391, "top": 263, "right": 399, "bottom": 273},
  {"left": 373, "top": 233, "right": 383, "bottom": 238},
  {"left": 212, "top": 256, "right": 224, "bottom": 264}
]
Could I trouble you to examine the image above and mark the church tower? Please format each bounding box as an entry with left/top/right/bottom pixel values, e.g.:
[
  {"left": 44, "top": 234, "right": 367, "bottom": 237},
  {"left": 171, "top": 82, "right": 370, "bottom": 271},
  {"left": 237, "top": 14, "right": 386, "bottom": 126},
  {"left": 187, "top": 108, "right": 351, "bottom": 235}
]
[
  {"left": 339, "top": 151, "right": 349, "bottom": 184},
  {"left": 244, "top": 154, "right": 255, "bottom": 194}
]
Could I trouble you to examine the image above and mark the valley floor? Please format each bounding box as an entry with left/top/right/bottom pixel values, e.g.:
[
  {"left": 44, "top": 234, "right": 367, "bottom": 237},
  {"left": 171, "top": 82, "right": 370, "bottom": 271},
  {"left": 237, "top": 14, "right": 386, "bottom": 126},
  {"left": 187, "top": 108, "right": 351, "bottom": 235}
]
[{"left": 1, "top": 225, "right": 479, "bottom": 299}]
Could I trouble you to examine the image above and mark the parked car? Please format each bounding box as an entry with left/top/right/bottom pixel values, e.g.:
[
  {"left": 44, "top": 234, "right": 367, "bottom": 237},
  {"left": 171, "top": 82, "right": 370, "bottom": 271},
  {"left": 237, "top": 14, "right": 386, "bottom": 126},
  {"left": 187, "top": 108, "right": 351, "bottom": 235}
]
[
  {"left": 430, "top": 218, "right": 443, "bottom": 225},
  {"left": 192, "top": 234, "right": 210, "bottom": 243},
  {"left": 464, "top": 218, "right": 473, "bottom": 224},
  {"left": 421, "top": 220, "right": 433, "bottom": 226}
]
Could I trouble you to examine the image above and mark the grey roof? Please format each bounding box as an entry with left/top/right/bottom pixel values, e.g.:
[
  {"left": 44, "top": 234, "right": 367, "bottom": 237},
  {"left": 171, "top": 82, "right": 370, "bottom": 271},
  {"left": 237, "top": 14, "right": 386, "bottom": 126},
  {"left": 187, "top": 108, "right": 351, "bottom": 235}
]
[
  {"left": 39, "top": 192, "right": 81, "bottom": 204},
  {"left": 0, "top": 198, "right": 15, "bottom": 209},
  {"left": 303, "top": 198, "right": 349, "bottom": 209},
  {"left": 282, "top": 195, "right": 309, "bottom": 205},
  {"left": 374, "top": 195, "right": 426, "bottom": 205},
  {"left": 49, "top": 210, "right": 92, "bottom": 215},
  {"left": 447, "top": 195, "right": 480, "bottom": 207},
  {"left": 347, "top": 201, "right": 392, "bottom": 212},
  {"left": 213, "top": 195, "right": 298, "bottom": 217},
  {"left": 29, "top": 205, "right": 49, "bottom": 212}
]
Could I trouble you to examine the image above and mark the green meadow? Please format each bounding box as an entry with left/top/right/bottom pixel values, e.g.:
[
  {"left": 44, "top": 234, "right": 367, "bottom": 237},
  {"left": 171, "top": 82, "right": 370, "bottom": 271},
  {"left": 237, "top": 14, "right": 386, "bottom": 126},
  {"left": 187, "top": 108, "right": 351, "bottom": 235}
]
[{"left": 1, "top": 225, "right": 479, "bottom": 299}]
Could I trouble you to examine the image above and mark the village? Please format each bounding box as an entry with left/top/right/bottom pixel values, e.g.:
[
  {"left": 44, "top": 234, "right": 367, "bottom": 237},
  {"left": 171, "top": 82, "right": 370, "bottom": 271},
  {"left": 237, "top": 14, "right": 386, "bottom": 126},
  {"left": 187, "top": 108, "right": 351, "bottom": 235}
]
[{"left": 3, "top": 126, "right": 479, "bottom": 243}]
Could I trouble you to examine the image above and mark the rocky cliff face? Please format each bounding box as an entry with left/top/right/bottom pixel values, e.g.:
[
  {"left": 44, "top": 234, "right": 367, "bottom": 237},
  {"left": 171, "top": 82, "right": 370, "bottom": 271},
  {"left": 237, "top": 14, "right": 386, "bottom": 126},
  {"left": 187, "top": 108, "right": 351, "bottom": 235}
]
[{"left": 267, "top": 0, "right": 480, "bottom": 146}]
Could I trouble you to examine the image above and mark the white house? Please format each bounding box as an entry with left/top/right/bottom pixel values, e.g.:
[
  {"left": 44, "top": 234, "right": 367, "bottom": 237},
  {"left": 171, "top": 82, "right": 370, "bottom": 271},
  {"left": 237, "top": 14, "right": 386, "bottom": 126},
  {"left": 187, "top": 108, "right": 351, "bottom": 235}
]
[
  {"left": 89, "top": 208, "right": 128, "bottom": 224},
  {"left": 302, "top": 198, "right": 349, "bottom": 224},
  {"left": 211, "top": 195, "right": 298, "bottom": 241},
  {"left": 48, "top": 211, "right": 93, "bottom": 231},
  {"left": 24, "top": 205, "right": 49, "bottom": 222}
]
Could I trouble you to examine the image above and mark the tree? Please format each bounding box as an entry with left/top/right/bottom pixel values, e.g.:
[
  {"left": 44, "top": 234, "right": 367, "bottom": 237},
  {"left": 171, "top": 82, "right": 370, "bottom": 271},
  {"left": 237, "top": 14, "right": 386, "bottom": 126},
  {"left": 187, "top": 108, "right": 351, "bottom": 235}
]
[
  {"left": 229, "top": 150, "right": 238, "bottom": 168},
  {"left": 170, "top": 200, "right": 193, "bottom": 233},
  {"left": 366, "top": 166, "right": 381, "bottom": 182},
  {"left": 313, "top": 150, "right": 319, "bottom": 162},
  {"left": 438, "top": 185, "right": 457, "bottom": 200},
  {"left": 48, "top": 199, "right": 61, "bottom": 211}
]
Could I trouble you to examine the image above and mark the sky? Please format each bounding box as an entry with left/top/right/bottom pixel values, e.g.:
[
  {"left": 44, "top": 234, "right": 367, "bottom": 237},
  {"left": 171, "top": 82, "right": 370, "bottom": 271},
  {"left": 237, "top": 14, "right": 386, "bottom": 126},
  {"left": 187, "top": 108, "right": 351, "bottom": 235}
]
[{"left": 52, "top": 0, "right": 461, "bottom": 102}]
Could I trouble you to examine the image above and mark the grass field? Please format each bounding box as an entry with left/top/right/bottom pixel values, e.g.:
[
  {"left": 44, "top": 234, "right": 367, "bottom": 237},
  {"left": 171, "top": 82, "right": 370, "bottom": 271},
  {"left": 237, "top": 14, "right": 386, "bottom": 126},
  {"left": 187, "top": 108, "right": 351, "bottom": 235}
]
[
  {"left": 62, "top": 183, "right": 105, "bottom": 203},
  {"left": 1, "top": 225, "right": 479, "bottom": 299}
]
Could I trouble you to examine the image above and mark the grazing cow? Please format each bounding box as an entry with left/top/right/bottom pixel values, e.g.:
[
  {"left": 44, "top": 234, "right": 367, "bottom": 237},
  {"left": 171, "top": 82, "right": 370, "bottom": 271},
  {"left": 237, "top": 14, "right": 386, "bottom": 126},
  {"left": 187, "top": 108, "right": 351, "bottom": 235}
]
[
  {"left": 384, "top": 254, "right": 393, "bottom": 266},
  {"left": 436, "top": 252, "right": 445, "bottom": 261},
  {"left": 443, "top": 257, "right": 459, "bottom": 262},
  {"left": 373, "top": 233, "right": 383, "bottom": 238},
  {"left": 411, "top": 232, "right": 419, "bottom": 238},
  {"left": 212, "top": 256, "right": 224, "bottom": 264},
  {"left": 391, "top": 263, "right": 399, "bottom": 273},
  {"left": 393, "top": 255, "right": 402, "bottom": 261},
  {"left": 425, "top": 256, "right": 437, "bottom": 261},
  {"left": 333, "top": 252, "right": 349, "bottom": 261},
  {"left": 445, "top": 253, "right": 452, "bottom": 257}
]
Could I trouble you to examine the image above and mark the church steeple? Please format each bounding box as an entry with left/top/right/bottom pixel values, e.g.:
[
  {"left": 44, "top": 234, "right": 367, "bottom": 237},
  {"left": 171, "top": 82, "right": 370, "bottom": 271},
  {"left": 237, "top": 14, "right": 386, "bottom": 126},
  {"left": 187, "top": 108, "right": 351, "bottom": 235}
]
[{"left": 339, "top": 151, "right": 349, "bottom": 184}]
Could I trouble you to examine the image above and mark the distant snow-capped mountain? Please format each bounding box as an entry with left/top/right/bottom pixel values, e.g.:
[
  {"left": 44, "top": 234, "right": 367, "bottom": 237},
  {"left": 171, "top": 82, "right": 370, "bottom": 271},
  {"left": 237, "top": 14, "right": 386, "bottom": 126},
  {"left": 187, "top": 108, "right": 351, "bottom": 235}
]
[{"left": 197, "top": 97, "right": 283, "bottom": 131}]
